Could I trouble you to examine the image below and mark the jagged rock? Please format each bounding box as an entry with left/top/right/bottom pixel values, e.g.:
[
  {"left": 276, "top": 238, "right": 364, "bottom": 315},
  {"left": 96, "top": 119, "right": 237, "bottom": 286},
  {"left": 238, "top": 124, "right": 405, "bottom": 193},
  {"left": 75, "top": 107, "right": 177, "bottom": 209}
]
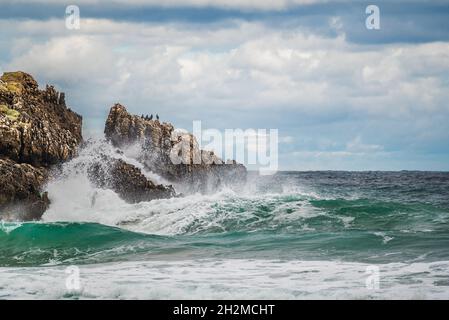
[
  {"left": 0, "top": 158, "right": 49, "bottom": 221},
  {"left": 0, "top": 71, "right": 247, "bottom": 221},
  {"left": 0, "top": 71, "right": 83, "bottom": 221},
  {"left": 104, "top": 103, "right": 247, "bottom": 193},
  {"left": 87, "top": 155, "right": 176, "bottom": 203},
  {"left": 0, "top": 72, "right": 82, "bottom": 167}
]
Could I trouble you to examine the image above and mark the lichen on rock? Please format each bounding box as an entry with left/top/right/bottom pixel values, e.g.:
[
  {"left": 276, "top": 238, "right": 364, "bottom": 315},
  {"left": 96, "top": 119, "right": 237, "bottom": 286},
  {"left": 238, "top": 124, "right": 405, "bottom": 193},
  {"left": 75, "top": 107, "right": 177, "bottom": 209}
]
[
  {"left": 0, "top": 71, "right": 82, "bottom": 167},
  {"left": 0, "top": 104, "right": 20, "bottom": 121},
  {"left": 0, "top": 71, "right": 83, "bottom": 221}
]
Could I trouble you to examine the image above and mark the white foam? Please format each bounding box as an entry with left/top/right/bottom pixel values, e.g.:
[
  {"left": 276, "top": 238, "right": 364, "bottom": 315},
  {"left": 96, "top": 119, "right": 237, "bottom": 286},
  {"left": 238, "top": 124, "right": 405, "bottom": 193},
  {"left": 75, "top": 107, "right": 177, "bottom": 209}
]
[
  {"left": 0, "top": 221, "right": 23, "bottom": 234},
  {"left": 373, "top": 232, "right": 395, "bottom": 244},
  {"left": 43, "top": 138, "right": 174, "bottom": 226},
  {"left": 1, "top": 259, "right": 448, "bottom": 299},
  {"left": 42, "top": 139, "right": 321, "bottom": 235}
]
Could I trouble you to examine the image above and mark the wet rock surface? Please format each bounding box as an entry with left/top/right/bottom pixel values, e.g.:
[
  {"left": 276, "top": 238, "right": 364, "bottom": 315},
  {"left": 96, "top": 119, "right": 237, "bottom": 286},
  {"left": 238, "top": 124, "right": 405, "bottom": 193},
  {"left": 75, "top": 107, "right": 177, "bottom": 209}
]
[
  {"left": 105, "top": 103, "right": 247, "bottom": 193},
  {"left": 0, "top": 158, "right": 49, "bottom": 221},
  {"left": 0, "top": 71, "right": 82, "bottom": 220},
  {"left": 88, "top": 155, "right": 176, "bottom": 203}
]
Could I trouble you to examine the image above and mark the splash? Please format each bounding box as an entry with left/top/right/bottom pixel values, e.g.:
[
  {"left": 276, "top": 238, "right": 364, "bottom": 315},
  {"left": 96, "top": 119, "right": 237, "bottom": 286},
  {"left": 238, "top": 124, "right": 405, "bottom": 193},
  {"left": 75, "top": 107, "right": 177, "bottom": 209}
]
[
  {"left": 42, "top": 138, "right": 313, "bottom": 235},
  {"left": 43, "top": 138, "right": 171, "bottom": 225}
]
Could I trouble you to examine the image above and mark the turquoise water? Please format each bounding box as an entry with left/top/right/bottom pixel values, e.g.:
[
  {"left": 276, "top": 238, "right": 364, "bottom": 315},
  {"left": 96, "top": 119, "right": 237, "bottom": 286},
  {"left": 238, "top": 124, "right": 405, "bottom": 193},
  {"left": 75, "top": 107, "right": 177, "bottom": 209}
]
[
  {"left": 1, "top": 171, "right": 449, "bottom": 299},
  {"left": 2, "top": 171, "right": 449, "bottom": 267}
]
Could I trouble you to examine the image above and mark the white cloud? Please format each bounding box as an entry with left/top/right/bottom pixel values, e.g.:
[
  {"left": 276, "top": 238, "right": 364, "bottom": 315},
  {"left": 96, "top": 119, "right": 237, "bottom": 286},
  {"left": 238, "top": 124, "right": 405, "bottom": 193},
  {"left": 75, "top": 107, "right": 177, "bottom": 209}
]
[
  {"left": 8, "top": 35, "right": 115, "bottom": 84},
  {"left": 3, "top": 18, "right": 449, "bottom": 121},
  {"left": 2, "top": 17, "right": 448, "bottom": 126},
  {"left": 0, "top": 8, "right": 448, "bottom": 170}
]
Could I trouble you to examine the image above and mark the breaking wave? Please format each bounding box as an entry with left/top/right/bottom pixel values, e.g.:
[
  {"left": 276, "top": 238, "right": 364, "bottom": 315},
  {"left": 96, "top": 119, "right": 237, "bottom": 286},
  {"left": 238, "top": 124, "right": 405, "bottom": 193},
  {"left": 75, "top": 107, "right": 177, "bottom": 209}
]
[{"left": 2, "top": 144, "right": 449, "bottom": 299}]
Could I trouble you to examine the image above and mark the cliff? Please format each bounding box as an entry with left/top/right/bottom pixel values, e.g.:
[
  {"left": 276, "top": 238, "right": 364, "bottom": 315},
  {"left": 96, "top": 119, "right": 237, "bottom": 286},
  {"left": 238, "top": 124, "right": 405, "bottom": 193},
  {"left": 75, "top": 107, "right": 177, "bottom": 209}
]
[
  {"left": 105, "top": 103, "right": 247, "bottom": 193},
  {"left": 0, "top": 72, "right": 82, "bottom": 166},
  {"left": 0, "top": 71, "right": 83, "bottom": 220}
]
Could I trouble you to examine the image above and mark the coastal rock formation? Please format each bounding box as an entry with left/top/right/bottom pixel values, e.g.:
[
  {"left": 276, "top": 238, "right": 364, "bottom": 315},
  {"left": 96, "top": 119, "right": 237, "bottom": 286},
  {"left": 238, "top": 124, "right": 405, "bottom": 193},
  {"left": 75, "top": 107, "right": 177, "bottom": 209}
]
[
  {"left": 87, "top": 155, "right": 176, "bottom": 203},
  {"left": 105, "top": 104, "right": 247, "bottom": 193},
  {"left": 0, "top": 72, "right": 82, "bottom": 167},
  {"left": 0, "top": 159, "right": 49, "bottom": 221},
  {"left": 0, "top": 71, "right": 82, "bottom": 220},
  {"left": 0, "top": 71, "right": 246, "bottom": 221}
]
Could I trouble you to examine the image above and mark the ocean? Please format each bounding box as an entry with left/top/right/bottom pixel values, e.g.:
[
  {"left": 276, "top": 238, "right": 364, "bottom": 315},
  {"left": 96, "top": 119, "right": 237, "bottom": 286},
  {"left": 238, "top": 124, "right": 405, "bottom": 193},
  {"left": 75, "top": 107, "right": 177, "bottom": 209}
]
[{"left": 1, "top": 143, "right": 449, "bottom": 299}]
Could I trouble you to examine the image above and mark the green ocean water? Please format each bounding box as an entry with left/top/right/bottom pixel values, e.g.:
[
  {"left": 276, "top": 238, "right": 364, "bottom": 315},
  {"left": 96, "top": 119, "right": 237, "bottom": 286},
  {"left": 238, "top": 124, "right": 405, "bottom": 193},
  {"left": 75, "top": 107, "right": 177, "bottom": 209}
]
[
  {"left": 2, "top": 171, "right": 449, "bottom": 268},
  {"left": 1, "top": 170, "right": 449, "bottom": 299}
]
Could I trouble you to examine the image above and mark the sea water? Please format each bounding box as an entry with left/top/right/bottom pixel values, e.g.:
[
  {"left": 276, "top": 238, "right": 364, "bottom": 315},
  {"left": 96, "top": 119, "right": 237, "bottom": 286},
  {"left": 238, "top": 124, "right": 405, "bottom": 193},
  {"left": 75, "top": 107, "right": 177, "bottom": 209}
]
[{"left": 1, "top": 140, "right": 449, "bottom": 299}]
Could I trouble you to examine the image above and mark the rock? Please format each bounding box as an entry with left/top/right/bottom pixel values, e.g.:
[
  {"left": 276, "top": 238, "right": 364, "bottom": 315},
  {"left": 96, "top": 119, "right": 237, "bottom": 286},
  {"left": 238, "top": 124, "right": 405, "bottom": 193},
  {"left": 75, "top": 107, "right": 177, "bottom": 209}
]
[
  {"left": 0, "top": 158, "right": 50, "bottom": 221},
  {"left": 87, "top": 155, "right": 176, "bottom": 203},
  {"left": 0, "top": 71, "right": 82, "bottom": 167},
  {"left": 0, "top": 71, "right": 83, "bottom": 221},
  {"left": 1, "top": 72, "right": 246, "bottom": 221},
  {"left": 104, "top": 103, "right": 247, "bottom": 193}
]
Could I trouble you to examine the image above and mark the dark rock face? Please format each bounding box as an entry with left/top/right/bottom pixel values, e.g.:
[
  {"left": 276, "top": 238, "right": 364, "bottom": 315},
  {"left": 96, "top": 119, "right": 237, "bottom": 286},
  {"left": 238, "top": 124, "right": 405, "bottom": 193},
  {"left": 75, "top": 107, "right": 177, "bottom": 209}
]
[
  {"left": 105, "top": 103, "right": 176, "bottom": 179},
  {"left": 0, "top": 158, "right": 50, "bottom": 221},
  {"left": 87, "top": 155, "right": 176, "bottom": 203},
  {"left": 0, "top": 71, "right": 83, "bottom": 220},
  {"left": 0, "top": 72, "right": 82, "bottom": 167},
  {"left": 105, "top": 104, "right": 247, "bottom": 193}
]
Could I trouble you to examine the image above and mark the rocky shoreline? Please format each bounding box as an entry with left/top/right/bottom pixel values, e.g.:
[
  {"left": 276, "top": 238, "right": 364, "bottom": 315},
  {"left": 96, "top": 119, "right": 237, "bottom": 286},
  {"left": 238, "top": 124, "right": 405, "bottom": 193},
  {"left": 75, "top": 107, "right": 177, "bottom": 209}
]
[
  {"left": 0, "top": 71, "right": 82, "bottom": 220},
  {"left": 0, "top": 71, "right": 246, "bottom": 221},
  {"left": 105, "top": 103, "right": 247, "bottom": 194}
]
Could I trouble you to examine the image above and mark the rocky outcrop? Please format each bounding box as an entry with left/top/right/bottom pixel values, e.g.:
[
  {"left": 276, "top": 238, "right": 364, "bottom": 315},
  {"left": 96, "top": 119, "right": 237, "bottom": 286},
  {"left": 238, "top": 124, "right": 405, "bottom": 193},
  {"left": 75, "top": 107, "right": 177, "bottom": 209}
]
[
  {"left": 0, "top": 72, "right": 82, "bottom": 167},
  {"left": 87, "top": 155, "right": 176, "bottom": 203},
  {"left": 0, "top": 158, "right": 50, "bottom": 221},
  {"left": 0, "top": 72, "right": 247, "bottom": 221},
  {"left": 0, "top": 71, "right": 82, "bottom": 220},
  {"left": 105, "top": 104, "right": 247, "bottom": 193}
]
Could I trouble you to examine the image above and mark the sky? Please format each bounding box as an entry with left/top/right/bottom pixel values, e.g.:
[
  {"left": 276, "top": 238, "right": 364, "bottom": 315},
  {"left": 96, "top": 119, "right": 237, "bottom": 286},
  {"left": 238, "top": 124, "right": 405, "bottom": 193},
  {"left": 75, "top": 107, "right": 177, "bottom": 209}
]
[{"left": 0, "top": 0, "right": 448, "bottom": 171}]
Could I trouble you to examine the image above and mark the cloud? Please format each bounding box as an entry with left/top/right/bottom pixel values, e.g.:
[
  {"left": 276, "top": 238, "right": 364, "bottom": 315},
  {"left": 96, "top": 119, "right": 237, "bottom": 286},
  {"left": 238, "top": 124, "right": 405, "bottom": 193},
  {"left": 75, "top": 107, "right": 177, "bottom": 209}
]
[
  {"left": 1, "top": 14, "right": 449, "bottom": 170},
  {"left": 3, "top": 1, "right": 449, "bottom": 45},
  {"left": 4, "top": 19, "right": 449, "bottom": 119},
  {"left": 5, "top": 0, "right": 327, "bottom": 11}
]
